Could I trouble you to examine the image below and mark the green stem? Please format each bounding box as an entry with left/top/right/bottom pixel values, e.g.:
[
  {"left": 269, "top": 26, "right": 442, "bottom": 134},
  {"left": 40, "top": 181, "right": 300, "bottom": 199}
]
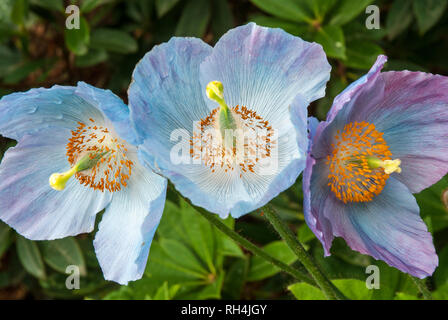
[
  {"left": 262, "top": 204, "right": 347, "bottom": 300},
  {"left": 410, "top": 276, "right": 432, "bottom": 300}
]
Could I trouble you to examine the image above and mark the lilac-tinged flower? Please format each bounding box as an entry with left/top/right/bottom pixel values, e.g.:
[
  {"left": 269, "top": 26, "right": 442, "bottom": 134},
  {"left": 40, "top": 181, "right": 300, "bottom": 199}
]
[
  {"left": 0, "top": 83, "right": 167, "bottom": 284},
  {"left": 295, "top": 55, "right": 448, "bottom": 278},
  {"left": 128, "top": 23, "right": 331, "bottom": 218}
]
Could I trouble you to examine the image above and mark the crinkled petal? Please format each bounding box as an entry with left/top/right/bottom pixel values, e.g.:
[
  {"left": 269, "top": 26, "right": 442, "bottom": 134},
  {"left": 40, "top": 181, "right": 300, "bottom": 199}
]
[
  {"left": 94, "top": 159, "right": 167, "bottom": 285},
  {"left": 200, "top": 22, "right": 331, "bottom": 132},
  {"left": 0, "top": 131, "right": 110, "bottom": 240}
]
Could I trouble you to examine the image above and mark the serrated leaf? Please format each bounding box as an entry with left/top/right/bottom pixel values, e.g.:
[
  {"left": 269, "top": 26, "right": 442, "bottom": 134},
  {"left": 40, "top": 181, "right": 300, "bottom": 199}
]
[
  {"left": 247, "top": 240, "right": 297, "bottom": 281},
  {"left": 175, "top": 0, "right": 211, "bottom": 37},
  {"left": 16, "top": 236, "right": 46, "bottom": 279},
  {"left": 413, "top": 0, "right": 447, "bottom": 35},
  {"left": 250, "top": 0, "right": 312, "bottom": 23},
  {"left": 41, "top": 238, "right": 86, "bottom": 276},
  {"left": 155, "top": 0, "right": 181, "bottom": 17},
  {"left": 386, "top": 0, "right": 413, "bottom": 40},
  {"left": 315, "top": 25, "right": 346, "bottom": 59},
  {"left": 329, "top": 0, "right": 374, "bottom": 26},
  {"left": 65, "top": 16, "right": 90, "bottom": 55},
  {"left": 90, "top": 28, "right": 138, "bottom": 54}
]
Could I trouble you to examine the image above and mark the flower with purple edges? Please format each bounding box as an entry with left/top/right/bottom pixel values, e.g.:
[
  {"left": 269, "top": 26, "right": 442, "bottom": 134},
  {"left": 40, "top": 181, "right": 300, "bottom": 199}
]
[
  {"left": 0, "top": 82, "right": 167, "bottom": 285},
  {"left": 294, "top": 55, "right": 448, "bottom": 278},
  {"left": 128, "top": 23, "right": 331, "bottom": 218}
]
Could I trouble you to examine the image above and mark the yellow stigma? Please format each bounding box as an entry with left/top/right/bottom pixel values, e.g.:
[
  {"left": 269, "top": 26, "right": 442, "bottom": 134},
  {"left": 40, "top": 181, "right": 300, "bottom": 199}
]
[{"left": 49, "top": 152, "right": 107, "bottom": 191}]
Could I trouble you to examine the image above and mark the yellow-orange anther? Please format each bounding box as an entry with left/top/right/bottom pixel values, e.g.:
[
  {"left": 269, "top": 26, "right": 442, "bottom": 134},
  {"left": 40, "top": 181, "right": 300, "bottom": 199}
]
[{"left": 326, "top": 121, "right": 400, "bottom": 203}]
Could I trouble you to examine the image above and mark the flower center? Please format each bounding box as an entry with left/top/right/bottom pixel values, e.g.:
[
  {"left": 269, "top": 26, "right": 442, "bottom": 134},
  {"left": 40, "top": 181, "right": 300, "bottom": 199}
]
[
  {"left": 190, "top": 105, "right": 274, "bottom": 175},
  {"left": 190, "top": 81, "right": 274, "bottom": 176},
  {"left": 54, "top": 118, "right": 133, "bottom": 192},
  {"left": 326, "top": 121, "right": 401, "bottom": 203}
]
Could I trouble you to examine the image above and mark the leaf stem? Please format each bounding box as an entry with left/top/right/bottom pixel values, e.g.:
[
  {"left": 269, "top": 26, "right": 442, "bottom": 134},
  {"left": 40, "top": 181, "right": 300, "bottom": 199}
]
[{"left": 262, "top": 204, "right": 347, "bottom": 300}]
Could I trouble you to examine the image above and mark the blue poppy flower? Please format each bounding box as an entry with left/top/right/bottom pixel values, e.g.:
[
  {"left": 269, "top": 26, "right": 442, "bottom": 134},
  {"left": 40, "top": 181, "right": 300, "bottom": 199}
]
[
  {"left": 0, "top": 82, "right": 167, "bottom": 284},
  {"left": 296, "top": 55, "right": 448, "bottom": 278},
  {"left": 128, "top": 23, "right": 331, "bottom": 218}
]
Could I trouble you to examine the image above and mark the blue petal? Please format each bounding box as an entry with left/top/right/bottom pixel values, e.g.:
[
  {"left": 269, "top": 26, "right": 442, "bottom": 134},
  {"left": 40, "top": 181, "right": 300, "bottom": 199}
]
[
  {"left": 74, "top": 82, "right": 139, "bottom": 145},
  {"left": 341, "top": 71, "right": 448, "bottom": 193},
  {"left": 200, "top": 22, "right": 331, "bottom": 132},
  {"left": 306, "top": 159, "right": 437, "bottom": 278},
  {"left": 0, "top": 85, "right": 104, "bottom": 141},
  {"left": 93, "top": 160, "right": 167, "bottom": 285},
  {"left": 0, "top": 131, "right": 111, "bottom": 240}
]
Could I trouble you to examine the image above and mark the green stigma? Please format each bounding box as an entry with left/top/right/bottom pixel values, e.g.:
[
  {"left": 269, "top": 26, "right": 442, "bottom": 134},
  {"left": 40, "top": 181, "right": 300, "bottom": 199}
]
[
  {"left": 206, "top": 81, "right": 237, "bottom": 137},
  {"left": 49, "top": 152, "right": 107, "bottom": 191},
  {"left": 367, "top": 157, "right": 402, "bottom": 174}
]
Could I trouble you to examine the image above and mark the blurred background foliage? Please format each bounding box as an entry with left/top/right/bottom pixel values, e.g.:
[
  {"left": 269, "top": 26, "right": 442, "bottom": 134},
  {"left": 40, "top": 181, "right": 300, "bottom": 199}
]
[{"left": 0, "top": 0, "right": 448, "bottom": 300}]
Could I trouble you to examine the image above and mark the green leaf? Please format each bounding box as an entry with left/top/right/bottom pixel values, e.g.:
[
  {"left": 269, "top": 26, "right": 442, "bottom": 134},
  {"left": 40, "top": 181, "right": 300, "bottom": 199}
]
[
  {"left": 315, "top": 25, "right": 346, "bottom": 59},
  {"left": 41, "top": 238, "right": 86, "bottom": 276},
  {"left": 394, "top": 292, "right": 419, "bottom": 300},
  {"left": 288, "top": 282, "right": 326, "bottom": 300},
  {"left": 0, "top": 45, "right": 21, "bottom": 75},
  {"left": 434, "top": 246, "right": 448, "bottom": 287},
  {"left": 75, "top": 49, "right": 108, "bottom": 67},
  {"left": 222, "top": 258, "right": 248, "bottom": 299},
  {"left": 155, "top": 0, "right": 181, "bottom": 17},
  {"left": 175, "top": 0, "right": 211, "bottom": 37},
  {"left": 30, "top": 0, "right": 63, "bottom": 12},
  {"left": 16, "top": 236, "right": 46, "bottom": 279},
  {"left": 333, "top": 279, "right": 373, "bottom": 300},
  {"left": 329, "top": 0, "right": 374, "bottom": 26},
  {"left": 345, "top": 40, "right": 383, "bottom": 70},
  {"left": 64, "top": 16, "right": 90, "bottom": 55},
  {"left": 0, "top": 221, "right": 12, "bottom": 258},
  {"left": 297, "top": 223, "right": 316, "bottom": 243},
  {"left": 413, "top": 0, "right": 447, "bottom": 35},
  {"left": 305, "top": 0, "right": 337, "bottom": 21},
  {"left": 90, "top": 28, "right": 138, "bottom": 54},
  {"left": 179, "top": 199, "right": 216, "bottom": 273},
  {"left": 159, "top": 238, "right": 209, "bottom": 276},
  {"left": 152, "top": 282, "right": 180, "bottom": 300},
  {"left": 211, "top": 0, "right": 233, "bottom": 39},
  {"left": 247, "top": 240, "right": 297, "bottom": 281},
  {"left": 386, "top": 0, "right": 413, "bottom": 40},
  {"left": 249, "top": 0, "right": 312, "bottom": 23},
  {"left": 11, "top": 0, "right": 28, "bottom": 25}
]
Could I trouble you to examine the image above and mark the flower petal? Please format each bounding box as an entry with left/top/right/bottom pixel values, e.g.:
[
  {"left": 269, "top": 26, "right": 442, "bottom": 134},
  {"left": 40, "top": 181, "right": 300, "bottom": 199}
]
[
  {"left": 0, "top": 85, "right": 104, "bottom": 141},
  {"left": 93, "top": 159, "right": 167, "bottom": 285},
  {"left": 307, "top": 163, "right": 437, "bottom": 278},
  {"left": 199, "top": 22, "right": 331, "bottom": 131},
  {"left": 0, "top": 131, "right": 110, "bottom": 240}
]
